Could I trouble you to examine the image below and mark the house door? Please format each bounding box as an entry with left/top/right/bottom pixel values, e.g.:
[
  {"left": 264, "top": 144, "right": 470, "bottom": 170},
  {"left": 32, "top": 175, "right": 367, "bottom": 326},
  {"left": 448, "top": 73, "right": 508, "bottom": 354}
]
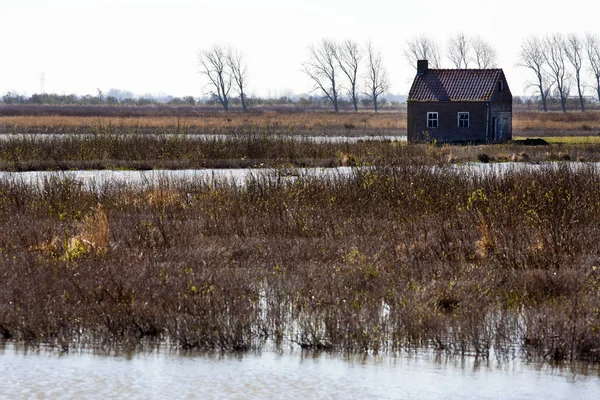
[{"left": 492, "top": 117, "right": 498, "bottom": 143}]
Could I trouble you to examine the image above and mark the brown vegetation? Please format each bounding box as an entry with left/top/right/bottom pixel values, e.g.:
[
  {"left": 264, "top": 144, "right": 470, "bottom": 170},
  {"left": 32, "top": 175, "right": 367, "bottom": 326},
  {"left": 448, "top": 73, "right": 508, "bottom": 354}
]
[
  {"left": 1, "top": 166, "right": 600, "bottom": 361},
  {"left": 0, "top": 109, "right": 405, "bottom": 135},
  {"left": 3, "top": 107, "right": 600, "bottom": 136},
  {"left": 3, "top": 131, "right": 600, "bottom": 171}
]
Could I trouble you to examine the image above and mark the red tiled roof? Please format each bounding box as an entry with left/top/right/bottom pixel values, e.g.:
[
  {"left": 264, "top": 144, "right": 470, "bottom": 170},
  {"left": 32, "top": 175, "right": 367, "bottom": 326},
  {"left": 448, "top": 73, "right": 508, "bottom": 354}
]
[{"left": 408, "top": 69, "right": 503, "bottom": 102}]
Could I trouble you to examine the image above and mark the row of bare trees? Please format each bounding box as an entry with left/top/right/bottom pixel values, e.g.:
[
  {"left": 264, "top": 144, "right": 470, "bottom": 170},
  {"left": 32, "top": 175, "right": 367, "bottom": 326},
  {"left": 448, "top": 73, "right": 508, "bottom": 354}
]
[
  {"left": 302, "top": 39, "right": 389, "bottom": 112},
  {"left": 198, "top": 45, "right": 248, "bottom": 111},
  {"left": 199, "top": 40, "right": 389, "bottom": 113},
  {"left": 403, "top": 32, "right": 498, "bottom": 70},
  {"left": 199, "top": 32, "right": 600, "bottom": 113},
  {"left": 518, "top": 33, "right": 600, "bottom": 112}
]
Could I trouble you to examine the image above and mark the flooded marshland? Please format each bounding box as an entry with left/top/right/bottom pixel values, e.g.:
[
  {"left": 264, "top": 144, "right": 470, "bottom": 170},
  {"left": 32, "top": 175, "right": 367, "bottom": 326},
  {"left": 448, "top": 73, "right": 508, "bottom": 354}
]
[{"left": 2, "top": 163, "right": 600, "bottom": 396}]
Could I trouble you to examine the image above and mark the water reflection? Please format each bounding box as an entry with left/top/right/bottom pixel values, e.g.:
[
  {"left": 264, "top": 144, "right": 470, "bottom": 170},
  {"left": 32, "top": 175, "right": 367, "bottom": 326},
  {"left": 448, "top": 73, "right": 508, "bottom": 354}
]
[{"left": 1, "top": 345, "right": 599, "bottom": 399}]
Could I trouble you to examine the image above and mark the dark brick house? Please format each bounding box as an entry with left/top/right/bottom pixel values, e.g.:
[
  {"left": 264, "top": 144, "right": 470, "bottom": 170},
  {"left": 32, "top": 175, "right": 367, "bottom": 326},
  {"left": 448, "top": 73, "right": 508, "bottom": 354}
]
[{"left": 407, "top": 60, "right": 512, "bottom": 143}]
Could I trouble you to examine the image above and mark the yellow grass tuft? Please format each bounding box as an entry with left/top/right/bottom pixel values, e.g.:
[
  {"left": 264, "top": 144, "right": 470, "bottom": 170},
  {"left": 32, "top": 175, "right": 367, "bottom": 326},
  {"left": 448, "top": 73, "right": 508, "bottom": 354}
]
[{"left": 65, "top": 203, "right": 109, "bottom": 259}]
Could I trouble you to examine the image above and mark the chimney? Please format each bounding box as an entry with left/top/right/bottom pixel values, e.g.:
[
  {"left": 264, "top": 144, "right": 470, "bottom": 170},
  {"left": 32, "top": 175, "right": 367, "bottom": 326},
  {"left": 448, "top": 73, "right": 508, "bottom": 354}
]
[{"left": 417, "top": 59, "right": 428, "bottom": 74}]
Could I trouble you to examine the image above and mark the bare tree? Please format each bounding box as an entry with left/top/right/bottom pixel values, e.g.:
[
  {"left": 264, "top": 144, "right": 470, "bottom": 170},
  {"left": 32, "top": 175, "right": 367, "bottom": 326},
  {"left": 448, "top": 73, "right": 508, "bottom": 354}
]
[
  {"left": 336, "top": 40, "right": 362, "bottom": 112},
  {"left": 564, "top": 33, "right": 586, "bottom": 111},
  {"left": 586, "top": 33, "right": 600, "bottom": 103},
  {"left": 544, "top": 33, "right": 570, "bottom": 112},
  {"left": 472, "top": 36, "right": 497, "bottom": 68},
  {"left": 199, "top": 45, "right": 231, "bottom": 111},
  {"left": 363, "top": 41, "right": 389, "bottom": 112},
  {"left": 518, "top": 36, "right": 552, "bottom": 112},
  {"left": 226, "top": 47, "right": 249, "bottom": 112},
  {"left": 302, "top": 39, "right": 341, "bottom": 112},
  {"left": 447, "top": 32, "right": 471, "bottom": 68},
  {"left": 403, "top": 35, "right": 443, "bottom": 69}
]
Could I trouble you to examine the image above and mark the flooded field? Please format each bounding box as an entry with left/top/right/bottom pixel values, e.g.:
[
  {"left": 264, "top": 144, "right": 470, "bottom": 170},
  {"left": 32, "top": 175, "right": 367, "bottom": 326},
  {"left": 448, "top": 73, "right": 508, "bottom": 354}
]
[{"left": 2, "top": 347, "right": 599, "bottom": 399}]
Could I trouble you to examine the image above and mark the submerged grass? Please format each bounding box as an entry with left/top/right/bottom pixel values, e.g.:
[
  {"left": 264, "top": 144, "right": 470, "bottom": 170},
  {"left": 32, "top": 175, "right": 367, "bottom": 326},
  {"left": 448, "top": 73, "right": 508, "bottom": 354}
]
[{"left": 1, "top": 165, "right": 600, "bottom": 361}]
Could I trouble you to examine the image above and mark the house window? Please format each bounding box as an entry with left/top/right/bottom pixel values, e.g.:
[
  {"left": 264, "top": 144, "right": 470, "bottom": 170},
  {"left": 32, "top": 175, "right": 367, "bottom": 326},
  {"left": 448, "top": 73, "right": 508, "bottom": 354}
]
[
  {"left": 499, "top": 80, "right": 504, "bottom": 92},
  {"left": 427, "top": 112, "right": 438, "bottom": 128},
  {"left": 458, "top": 112, "right": 469, "bottom": 128}
]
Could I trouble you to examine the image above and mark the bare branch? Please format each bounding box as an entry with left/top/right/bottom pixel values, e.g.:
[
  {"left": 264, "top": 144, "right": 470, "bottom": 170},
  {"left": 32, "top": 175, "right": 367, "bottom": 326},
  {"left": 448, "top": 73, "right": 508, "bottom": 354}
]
[
  {"left": 585, "top": 32, "right": 600, "bottom": 103},
  {"left": 544, "top": 33, "right": 570, "bottom": 112},
  {"left": 199, "top": 45, "right": 232, "bottom": 111},
  {"left": 302, "top": 39, "right": 341, "bottom": 112},
  {"left": 226, "top": 47, "right": 249, "bottom": 112},
  {"left": 403, "top": 35, "right": 442, "bottom": 69},
  {"left": 472, "top": 36, "right": 497, "bottom": 68},
  {"left": 447, "top": 32, "right": 471, "bottom": 68},
  {"left": 336, "top": 40, "right": 362, "bottom": 112},
  {"left": 517, "top": 36, "right": 552, "bottom": 111},
  {"left": 363, "top": 40, "right": 389, "bottom": 112},
  {"left": 564, "top": 33, "right": 586, "bottom": 111}
]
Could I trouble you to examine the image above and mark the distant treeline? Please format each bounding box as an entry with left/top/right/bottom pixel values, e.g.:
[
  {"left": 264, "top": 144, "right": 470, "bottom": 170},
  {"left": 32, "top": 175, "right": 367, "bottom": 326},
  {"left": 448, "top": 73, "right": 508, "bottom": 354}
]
[{"left": 0, "top": 91, "right": 404, "bottom": 109}]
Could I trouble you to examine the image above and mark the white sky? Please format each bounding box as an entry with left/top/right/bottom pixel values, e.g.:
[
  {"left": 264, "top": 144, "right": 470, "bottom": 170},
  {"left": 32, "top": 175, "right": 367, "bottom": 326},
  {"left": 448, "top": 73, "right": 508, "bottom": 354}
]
[{"left": 1, "top": 0, "right": 599, "bottom": 98}]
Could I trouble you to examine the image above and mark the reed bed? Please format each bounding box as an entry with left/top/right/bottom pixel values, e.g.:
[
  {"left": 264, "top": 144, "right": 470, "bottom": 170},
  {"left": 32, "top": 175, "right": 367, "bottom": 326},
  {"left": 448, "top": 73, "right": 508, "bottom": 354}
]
[
  {"left": 4, "top": 131, "right": 600, "bottom": 171},
  {"left": 1, "top": 165, "right": 599, "bottom": 361}
]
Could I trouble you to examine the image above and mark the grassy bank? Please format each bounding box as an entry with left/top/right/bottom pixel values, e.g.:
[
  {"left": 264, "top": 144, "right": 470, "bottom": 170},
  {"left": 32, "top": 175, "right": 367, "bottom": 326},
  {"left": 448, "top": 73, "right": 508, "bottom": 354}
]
[{"left": 1, "top": 166, "right": 599, "bottom": 360}]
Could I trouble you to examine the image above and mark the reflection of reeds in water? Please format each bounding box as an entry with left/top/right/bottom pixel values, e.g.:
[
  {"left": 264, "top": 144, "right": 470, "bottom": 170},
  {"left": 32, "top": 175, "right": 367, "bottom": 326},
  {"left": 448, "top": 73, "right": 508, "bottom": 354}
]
[{"left": 1, "top": 165, "right": 600, "bottom": 361}]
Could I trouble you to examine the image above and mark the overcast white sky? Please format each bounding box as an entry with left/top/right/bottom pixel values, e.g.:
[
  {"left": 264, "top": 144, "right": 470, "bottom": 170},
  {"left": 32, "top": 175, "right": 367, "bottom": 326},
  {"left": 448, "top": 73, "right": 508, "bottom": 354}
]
[{"left": 1, "top": 0, "right": 599, "bottom": 98}]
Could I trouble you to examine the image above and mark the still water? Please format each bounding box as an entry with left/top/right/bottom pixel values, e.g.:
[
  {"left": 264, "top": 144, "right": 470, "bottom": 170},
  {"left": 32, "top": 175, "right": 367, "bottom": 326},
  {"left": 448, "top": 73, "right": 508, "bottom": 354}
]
[
  {"left": 0, "top": 133, "right": 407, "bottom": 143},
  {"left": 0, "top": 163, "right": 594, "bottom": 188},
  {"left": 1, "top": 348, "right": 599, "bottom": 399}
]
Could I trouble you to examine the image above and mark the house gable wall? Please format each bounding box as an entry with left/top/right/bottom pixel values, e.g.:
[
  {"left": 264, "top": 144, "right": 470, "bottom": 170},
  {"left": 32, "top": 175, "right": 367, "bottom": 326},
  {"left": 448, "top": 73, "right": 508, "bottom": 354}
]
[{"left": 489, "top": 71, "right": 513, "bottom": 141}]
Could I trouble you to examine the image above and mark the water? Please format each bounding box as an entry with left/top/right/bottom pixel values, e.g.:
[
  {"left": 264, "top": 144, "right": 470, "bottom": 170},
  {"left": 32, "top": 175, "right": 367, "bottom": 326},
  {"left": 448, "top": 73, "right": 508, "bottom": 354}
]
[
  {"left": 0, "top": 133, "right": 407, "bottom": 143},
  {"left": 0, "top": 167, "right": 355, "bottom": 188},
  {"left": 2, "top": 347, "right": 598, "bottom": 399},
  {"left": 0, "top": 163, "right": 595, "bottom": 188}
]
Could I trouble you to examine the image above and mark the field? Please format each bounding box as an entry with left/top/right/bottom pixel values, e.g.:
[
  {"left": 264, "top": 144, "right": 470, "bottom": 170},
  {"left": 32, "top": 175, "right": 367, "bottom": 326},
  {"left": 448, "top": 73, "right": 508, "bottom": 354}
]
[
  {"left": 2, "top": 105, "right": 600, "bottom": 136},
  {"left": 2, "top": 106, "right": 600, "bottom": 361}
]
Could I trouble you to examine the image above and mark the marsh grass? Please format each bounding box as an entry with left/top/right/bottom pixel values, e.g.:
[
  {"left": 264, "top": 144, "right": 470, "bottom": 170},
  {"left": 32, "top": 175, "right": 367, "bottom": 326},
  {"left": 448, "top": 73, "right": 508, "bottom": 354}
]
[
  {"left": 5, "top": 130, "right": 600, "bottom": 171},
  {"left": 1, "top": 165, "right": 600, "bottom": 360}
]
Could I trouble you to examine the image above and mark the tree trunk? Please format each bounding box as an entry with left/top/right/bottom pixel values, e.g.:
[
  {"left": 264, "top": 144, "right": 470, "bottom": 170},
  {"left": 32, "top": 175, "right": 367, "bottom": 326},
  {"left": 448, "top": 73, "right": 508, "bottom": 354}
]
[
  {"left": 538, "top": 78, "right": 548, "bottom": 112},
  {"left": 577, "top": 79, "right": 585, "bottom": 112},
  {"left": 240, "top": 92, "right": 247, "bottom": 112},
  {"left": 541, "top": 94, "right": 548, "bottom": 112}
]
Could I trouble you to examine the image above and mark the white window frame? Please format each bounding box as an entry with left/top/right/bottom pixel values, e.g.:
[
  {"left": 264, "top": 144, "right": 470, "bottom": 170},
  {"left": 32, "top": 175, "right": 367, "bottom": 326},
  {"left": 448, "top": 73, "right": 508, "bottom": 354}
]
[
  {"left": 458, "top": 112, "right": 469, "bottom": 128},
  {"left": 427, "top": 112, "right": 438, "bottom": 128}
]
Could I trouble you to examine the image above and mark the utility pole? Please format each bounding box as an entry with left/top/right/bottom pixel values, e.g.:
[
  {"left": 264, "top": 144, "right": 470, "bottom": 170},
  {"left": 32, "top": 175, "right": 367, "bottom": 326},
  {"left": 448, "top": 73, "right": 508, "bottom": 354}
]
[{"left": 40, "top": 72, "right": 45, "bottom": 95}]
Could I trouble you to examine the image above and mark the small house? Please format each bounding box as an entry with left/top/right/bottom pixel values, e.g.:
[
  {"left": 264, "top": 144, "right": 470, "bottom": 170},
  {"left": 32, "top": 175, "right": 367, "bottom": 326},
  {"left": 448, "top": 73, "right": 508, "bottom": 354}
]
[{"left": 407, "top": 60, "right": 512, "bottom": 143}]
